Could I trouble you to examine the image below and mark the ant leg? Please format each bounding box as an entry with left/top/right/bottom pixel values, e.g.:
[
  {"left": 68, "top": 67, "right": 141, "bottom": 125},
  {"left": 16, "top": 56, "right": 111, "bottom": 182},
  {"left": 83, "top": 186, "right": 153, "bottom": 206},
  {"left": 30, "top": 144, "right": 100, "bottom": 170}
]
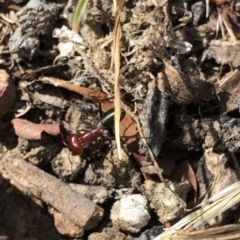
[
  {"left": 98, "top": 102, "right": 103, "bottom": 118},
  {"left": 59, "top": 125, "right": 69, "bottom": 146},
  {"left": 90, "top": 140, "right": 99, "bottom": 154},
  {"left": 95, "top": 137, "right": 112, "bottom": 162}
]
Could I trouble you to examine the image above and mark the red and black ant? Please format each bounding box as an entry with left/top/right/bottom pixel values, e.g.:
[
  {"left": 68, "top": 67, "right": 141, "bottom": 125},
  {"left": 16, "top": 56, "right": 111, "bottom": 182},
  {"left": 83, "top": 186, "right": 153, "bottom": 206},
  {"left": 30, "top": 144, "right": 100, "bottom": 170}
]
[{"left": 60, "top": 108, "right": 125, "bottom": 155}]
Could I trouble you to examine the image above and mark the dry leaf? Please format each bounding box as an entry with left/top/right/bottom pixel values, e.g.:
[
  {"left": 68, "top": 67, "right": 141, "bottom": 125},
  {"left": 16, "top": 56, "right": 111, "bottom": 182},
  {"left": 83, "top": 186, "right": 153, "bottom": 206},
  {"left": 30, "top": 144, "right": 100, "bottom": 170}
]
[
  {"left": 12, "top": 119, "right": 60, "bottom": 140},
  {"left": 157, "top": 60, "right": 214, "bottom": 104}
]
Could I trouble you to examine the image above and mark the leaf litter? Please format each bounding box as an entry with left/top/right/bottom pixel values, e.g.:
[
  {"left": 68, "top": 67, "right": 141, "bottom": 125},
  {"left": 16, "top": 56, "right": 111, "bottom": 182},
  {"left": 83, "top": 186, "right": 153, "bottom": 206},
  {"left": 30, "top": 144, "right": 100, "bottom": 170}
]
[{"left": 1, "top": 0, "right": 240, "bottom": 239}]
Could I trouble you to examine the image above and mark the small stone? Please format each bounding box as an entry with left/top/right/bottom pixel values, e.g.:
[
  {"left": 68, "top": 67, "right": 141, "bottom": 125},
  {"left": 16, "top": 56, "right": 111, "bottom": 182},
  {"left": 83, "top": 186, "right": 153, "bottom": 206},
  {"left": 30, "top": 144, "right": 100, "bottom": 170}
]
[
  {"left": 134, "top": 225, "right": 164, "bottom": 240},
  {"left": 110, "top": 194, "right": 150, "bottom": 233},
  {"left": 140, "top": 180, "right": 190, "bottom": 223}
]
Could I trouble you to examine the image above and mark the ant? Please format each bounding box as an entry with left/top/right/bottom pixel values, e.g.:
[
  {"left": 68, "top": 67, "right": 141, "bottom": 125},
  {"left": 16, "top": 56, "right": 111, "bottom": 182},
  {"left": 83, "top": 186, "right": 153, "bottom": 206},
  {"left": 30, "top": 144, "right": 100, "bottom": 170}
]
[{"left": 60, "top": 108, "right": 125, "bottom": 155}]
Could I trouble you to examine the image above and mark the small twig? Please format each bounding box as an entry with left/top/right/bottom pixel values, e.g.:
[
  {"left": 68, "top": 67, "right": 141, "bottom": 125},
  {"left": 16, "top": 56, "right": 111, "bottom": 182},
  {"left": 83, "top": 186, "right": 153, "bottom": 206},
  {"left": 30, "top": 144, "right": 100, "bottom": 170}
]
[
  {"left": 40, "top": 76, "right": 108, "bottom": 102},
  {"left": 3, "top": 156, "right": 104, "bottom": 230}
]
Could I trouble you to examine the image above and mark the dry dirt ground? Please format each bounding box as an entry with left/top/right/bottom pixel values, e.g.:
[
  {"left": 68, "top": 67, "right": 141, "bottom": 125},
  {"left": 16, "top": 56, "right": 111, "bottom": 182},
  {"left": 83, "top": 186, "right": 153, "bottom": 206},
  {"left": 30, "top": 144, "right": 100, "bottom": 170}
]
[{"left": 1, "top": 0, "right": 240, "bottom": 239}]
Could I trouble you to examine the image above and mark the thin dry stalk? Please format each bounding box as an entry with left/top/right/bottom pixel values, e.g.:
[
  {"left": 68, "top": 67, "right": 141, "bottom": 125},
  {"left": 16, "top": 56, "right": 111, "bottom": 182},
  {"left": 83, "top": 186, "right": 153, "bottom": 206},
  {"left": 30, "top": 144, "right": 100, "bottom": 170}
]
[
  {"left": 154, "top": 181, "right": 240, "bottom": 240},
  {"left": 113, "top": 0, "right": 125, "bottom": 160},
  {"left": 40, "top": 76, "right": 108, "bottom": 102}
]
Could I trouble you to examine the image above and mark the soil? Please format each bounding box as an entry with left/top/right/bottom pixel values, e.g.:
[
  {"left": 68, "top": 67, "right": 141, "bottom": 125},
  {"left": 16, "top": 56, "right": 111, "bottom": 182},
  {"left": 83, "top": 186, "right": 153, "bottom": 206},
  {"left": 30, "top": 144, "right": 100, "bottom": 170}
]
[{"left": 1, "top": 0, "right": 240, "bottom": 239}]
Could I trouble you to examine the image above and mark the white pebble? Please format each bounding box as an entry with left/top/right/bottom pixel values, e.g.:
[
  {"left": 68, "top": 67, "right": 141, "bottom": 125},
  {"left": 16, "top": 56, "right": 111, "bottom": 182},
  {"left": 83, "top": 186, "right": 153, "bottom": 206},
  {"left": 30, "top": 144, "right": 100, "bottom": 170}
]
[{"left": 110, "top": 194, "right": 150, "bottom": 233}]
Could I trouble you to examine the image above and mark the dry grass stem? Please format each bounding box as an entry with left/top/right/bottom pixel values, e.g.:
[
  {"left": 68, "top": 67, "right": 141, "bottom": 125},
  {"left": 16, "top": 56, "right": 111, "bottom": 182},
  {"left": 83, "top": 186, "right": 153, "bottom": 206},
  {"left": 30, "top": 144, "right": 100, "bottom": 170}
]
[
  {"left": 113, "top": 0, "right": 125, "bottom": 160},
  {"left": 155, "top": 181, "right": 240, "bottom": 240}
]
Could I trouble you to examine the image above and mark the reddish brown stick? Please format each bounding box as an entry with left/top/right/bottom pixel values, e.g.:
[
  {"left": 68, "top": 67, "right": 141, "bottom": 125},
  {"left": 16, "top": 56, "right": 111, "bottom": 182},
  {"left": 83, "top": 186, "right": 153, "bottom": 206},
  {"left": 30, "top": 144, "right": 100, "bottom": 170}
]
[{"left": 5, "top": 157, "right": 104, "bottom": 230}]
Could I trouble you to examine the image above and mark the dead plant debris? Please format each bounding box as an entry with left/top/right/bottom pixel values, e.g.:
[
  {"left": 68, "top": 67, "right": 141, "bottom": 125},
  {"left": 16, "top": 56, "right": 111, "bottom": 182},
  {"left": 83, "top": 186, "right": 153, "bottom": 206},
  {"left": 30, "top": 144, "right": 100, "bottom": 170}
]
[{"left": 1, "top": 0, "right": 240, "bottom": 239}]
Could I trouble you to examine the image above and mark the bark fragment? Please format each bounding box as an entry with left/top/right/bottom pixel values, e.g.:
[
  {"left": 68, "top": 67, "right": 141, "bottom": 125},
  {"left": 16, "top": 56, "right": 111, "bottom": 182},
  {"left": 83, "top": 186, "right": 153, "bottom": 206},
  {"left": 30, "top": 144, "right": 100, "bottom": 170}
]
[{"left": 4, "top": 157, "right": 104, "bottom": 230}]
